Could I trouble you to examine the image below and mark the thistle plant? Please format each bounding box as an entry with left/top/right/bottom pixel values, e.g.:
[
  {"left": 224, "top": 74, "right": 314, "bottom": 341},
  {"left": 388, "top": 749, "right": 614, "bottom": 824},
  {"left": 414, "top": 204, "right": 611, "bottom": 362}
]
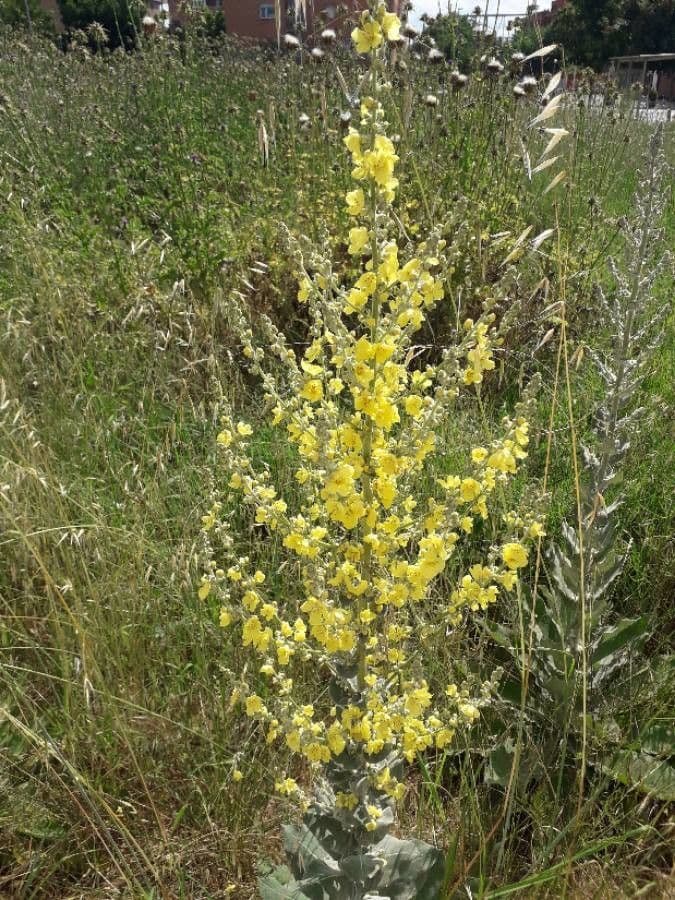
[{"left": 199, "top": 5, "right": 542, "bottom": 896}]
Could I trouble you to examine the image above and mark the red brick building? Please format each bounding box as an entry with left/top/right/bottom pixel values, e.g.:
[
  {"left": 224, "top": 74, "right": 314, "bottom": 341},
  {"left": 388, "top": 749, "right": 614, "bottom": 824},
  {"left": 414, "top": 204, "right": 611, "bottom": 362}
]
[
  {"left": 166, "top": 0, "right": 401, "bottom": 40},
  {"left": 532, "top": 0, "right": 568, "bottom": 29}
]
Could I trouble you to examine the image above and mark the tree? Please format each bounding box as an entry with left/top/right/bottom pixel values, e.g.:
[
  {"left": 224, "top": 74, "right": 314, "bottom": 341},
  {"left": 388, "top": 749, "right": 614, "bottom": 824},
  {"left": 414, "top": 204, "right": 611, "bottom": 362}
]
[
  {"left": 544, "top": 0, "right": 675, "bottom": 69},
  {"left": 58, "top": 0, "right": 143, "bottom": 48},
  {"left": 422, "top": 11, "right": 479, "bottom": 70},
  {"left": 0, "top": 0, "right": 56, "bottom": 34}
]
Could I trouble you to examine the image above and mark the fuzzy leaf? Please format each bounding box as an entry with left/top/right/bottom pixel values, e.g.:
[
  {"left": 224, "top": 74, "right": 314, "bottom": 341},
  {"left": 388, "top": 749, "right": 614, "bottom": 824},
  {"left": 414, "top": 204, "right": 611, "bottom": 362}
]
[
  {"left": 259, "top": 866, "right": 309, "bottom": 899},
  {"left": 592, "top": 616, "right": 650, "bottom": 667},
  {"left": 373, "top": 834, "right": 446, "bottom": 899},
  {"left": 283, "top": 824, "right": 341, "bottom": 881},
  {"left": 640, "top": 722, "right": 675, "bottom": 757},
  {"left": 604, "top": 752, "right": 675, "bottom": 802}
]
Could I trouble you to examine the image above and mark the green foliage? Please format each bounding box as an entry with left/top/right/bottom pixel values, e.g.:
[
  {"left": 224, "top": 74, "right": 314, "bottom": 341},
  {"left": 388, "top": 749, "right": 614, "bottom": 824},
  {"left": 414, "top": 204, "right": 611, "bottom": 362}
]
[
  {"left": 0, "top": 0, "right": 55, "bottom": 33},
  {"left": 259, "top": 804, "right": 445, "bottom": 899},
  {"left": 57, "top": 0, "right": 143, "bottom": 47},
  {"left": 544, "top": 0, "right": 675, "bottom": 69},
  {"left": 420, "top": 11, "right": 478, "bottom": 70}
]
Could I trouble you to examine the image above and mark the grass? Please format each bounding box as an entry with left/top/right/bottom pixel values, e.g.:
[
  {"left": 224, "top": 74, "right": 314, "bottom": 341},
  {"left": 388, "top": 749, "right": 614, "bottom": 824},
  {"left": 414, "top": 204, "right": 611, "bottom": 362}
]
[{"left": 0, "top": 22, "right": 673, "bottom": 899}]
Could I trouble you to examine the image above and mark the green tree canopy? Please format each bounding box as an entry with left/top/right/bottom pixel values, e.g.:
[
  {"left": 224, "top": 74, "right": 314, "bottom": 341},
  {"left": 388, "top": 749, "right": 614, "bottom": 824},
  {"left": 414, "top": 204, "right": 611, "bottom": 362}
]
[
  {"left": 58, "top": 0, "right": 143, "bottom": 48},
  {"left": 0, "top": 0, "right": 55, "bottom": 34},
  {"left": 421, "top": 11, "right": 480, "bottom": 70},
  {"left": 536, "top": 0, "right": 675, "bottom": 69}
]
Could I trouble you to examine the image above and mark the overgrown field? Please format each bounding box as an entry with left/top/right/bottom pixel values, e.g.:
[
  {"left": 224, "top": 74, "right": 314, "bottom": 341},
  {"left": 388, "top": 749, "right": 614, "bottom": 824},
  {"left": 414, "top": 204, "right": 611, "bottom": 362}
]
[{"left": 0, "top": 24, "right": 673, "bottom": 899}]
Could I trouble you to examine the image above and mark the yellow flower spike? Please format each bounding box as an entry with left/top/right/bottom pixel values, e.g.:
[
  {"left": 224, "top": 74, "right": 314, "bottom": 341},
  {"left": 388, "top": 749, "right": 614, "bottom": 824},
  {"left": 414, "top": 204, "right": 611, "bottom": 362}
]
[{"left": 200, "top": 1, "right": 540, "bottom": 842}]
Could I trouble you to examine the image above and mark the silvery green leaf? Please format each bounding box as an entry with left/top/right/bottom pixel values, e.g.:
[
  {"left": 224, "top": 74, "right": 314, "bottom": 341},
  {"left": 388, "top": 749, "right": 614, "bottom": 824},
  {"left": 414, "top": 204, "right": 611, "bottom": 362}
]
[
  {"left": 603, "top": 751, "right": 675, "bottom": 802},
  {"left": 339, "top": 852, "right": 385, "bottom": 883},
  {"left": 373, "top": 835, "right": 445, "bottom": 899},
  {"left": 283, "top": 824, "right": 341, "bottom": 881},
  {"left": 259, "top": 865, "right": 309, "bottom": 899},
  {"left": 640, "top": 722, "right": 675, "bottom": 757}
]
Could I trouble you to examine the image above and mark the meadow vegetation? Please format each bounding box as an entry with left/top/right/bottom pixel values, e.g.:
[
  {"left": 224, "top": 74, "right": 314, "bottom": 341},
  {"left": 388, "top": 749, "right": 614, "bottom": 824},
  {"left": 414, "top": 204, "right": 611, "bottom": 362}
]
[{"left": 0, "top": 10, "right": 673, "bottom": 898}]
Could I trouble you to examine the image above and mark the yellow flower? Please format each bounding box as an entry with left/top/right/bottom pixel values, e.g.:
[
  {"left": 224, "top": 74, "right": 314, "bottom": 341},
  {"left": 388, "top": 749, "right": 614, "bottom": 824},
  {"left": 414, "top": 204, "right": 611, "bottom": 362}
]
[
  {"left": 352, "top": 19, "right": 383, "bottom": 53},
  {"left": 528, "top": 521, "right": 545, "bottom": 539},
  {"left": 245, "top": 694, "right": 265, "bottom": 717},
  {"left": 322, "top": 463, "right": 356, "bottom": 498},
  {"left": 236, "top": 422, "right": 253, "bottom": 436},
  {"left": 344, "top": 129, "right": 362, "bottom": 158},
  {"left": 346, "top": 188, "right": 365, "bottom": 217},
  {"left": 275, "top": 777, "right": 299, "bottom": 796},
  {"left": 404, "top": 395, "right": 423, "bottom": 418},
  {"left": 297, "top": 277, "right": 311, "bottom": 303},
  {"left": 348, "top": 226, "right": 370, "bottom": 255},
  {"left": 459, "top": 478, "right": 481, "bottom": 503},
  {"left": 232, "top": 769, "right": 243, "bottom": 782},
  {"left": 219, "top": 608, "right": 232, "bottom": 628},
  {"left": 327, "top": 722, "right": 346, "bottom": 756},
  {"left": 300, "top": 379, "right": 323, "bottom": 402},
  {"left": 382, "top": 11, "right": 400, "bottom": 41},
  {"left": 502, "top": 542, "right": 529, "bottom": 570}
]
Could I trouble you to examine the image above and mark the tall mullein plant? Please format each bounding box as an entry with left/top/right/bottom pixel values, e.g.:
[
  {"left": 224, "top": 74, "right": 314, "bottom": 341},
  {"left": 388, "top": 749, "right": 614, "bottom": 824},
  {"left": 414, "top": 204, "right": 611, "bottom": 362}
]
[
  {"left": 199, "top": 5, "right": 542, "bottom": 898},
  {"left": 546, "top": 129, "right": 670, "bottom": 682}
]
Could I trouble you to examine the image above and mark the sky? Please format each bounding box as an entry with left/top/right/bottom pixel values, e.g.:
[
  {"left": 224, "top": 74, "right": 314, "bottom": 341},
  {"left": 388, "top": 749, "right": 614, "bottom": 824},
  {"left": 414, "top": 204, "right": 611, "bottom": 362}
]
[{"left": 408, "top": 0, "right": 552, "bottom": 28}]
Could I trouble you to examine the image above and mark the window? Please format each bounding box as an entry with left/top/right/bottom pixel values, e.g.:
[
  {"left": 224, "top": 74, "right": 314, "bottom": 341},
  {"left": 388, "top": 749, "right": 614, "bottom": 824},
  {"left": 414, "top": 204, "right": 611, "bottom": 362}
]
[{"left": 259, "top": 3, "right": 275, "bottom": 18}]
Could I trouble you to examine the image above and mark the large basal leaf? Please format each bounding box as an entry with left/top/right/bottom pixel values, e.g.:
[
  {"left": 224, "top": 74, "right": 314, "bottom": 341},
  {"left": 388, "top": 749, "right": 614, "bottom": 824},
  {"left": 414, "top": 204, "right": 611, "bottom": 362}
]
[
  {"left": 591, "top": 616, "right": 650, "bottom": 685},
  {"left": 258, "top": 865, "right": 309, "bottom": 900},
  {"left": 603, "top": 751, "right": 675, "bottom": 802},
  {"left": 282, "top": 823, "right": 341, "bottom": 882},
  {"left": 373, "top": 834, "right": 445, "bottom": 899},
  {"left": 640, "top": 722, "right": 675, "bottom": 757},
  {"left": 339, "top": 851, "right": 385, "bottom": 884}
]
